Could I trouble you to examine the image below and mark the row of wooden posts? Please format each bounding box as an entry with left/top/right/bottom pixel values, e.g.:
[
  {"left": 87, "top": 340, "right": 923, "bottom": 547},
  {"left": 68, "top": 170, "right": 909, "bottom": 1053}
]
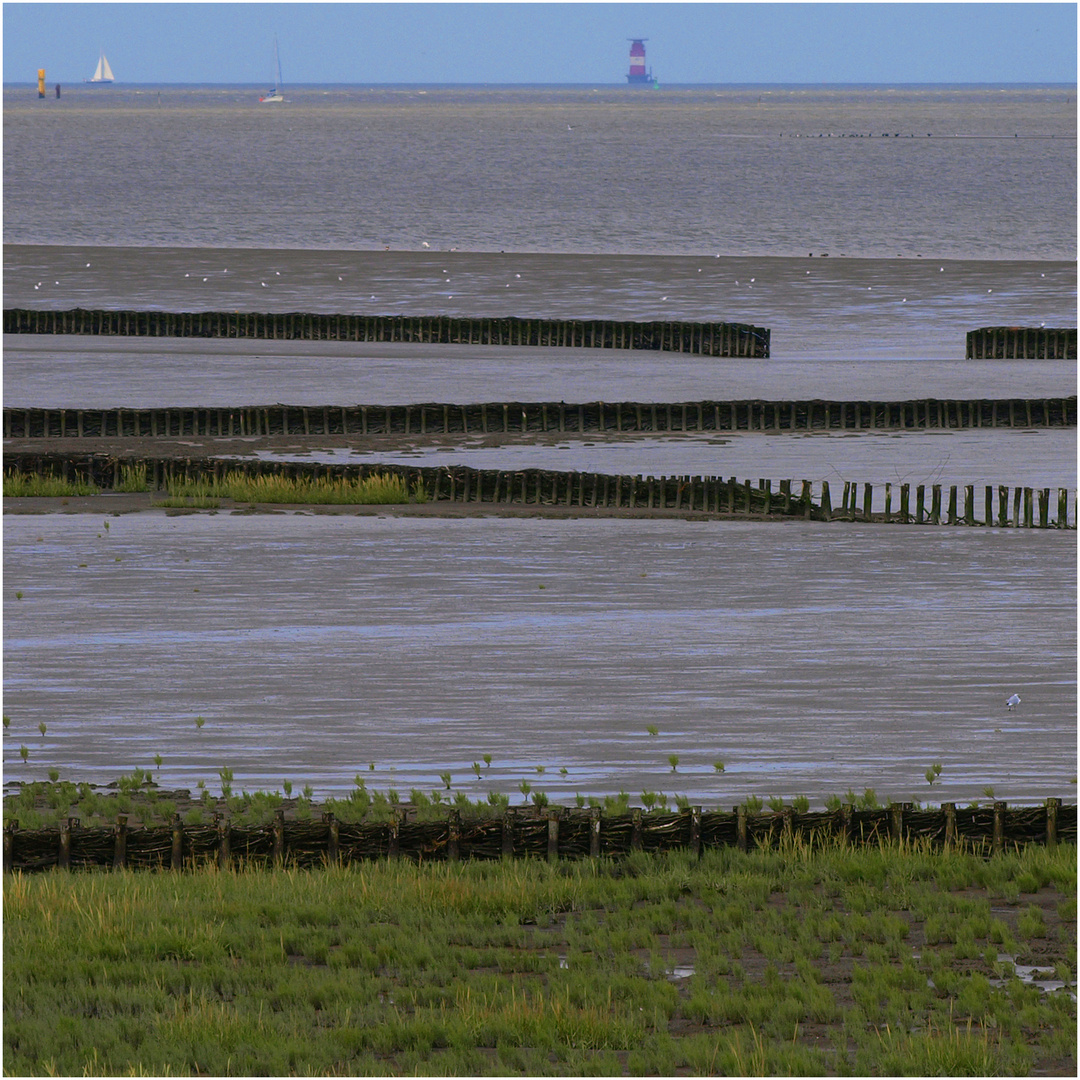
[
  {"left": 5, "top": 310, "right": 1076, "bottom": 361},
  {"left": 3, "top": 800, "right": 1072, "bottom": 873},
  {"left": 5, "top": 453, "right": 1075, "bottom": 528},
  {"left": 4, "top": 396, "right": 1076, "bottom": 440},
  {"left": 2, "top": 308, "right": 771, "bottom": 358},
  {"left": 965, "top": 326, "right": 1077, "bottom": 360}
]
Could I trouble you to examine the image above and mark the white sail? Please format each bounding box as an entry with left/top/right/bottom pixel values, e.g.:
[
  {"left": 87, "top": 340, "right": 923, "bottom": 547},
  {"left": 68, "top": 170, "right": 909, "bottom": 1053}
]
[
  {"left": 90, "top": 50, "right": 114, "bottom": 82},
  {"left": 259, "top": 36, "right": 284, "bottom": 102}
]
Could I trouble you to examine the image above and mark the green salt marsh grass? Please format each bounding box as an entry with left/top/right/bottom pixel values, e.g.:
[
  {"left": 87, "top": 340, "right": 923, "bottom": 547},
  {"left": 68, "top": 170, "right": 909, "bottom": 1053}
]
[
  {"left": 2, "top": 470, "right": 99, "bottom": 497},
  {"left": 160, "top": 470, "right": 426, "bottom": 506},
  {"left": 4, "top": 843, "right": 1074, "bottom": 1075}
]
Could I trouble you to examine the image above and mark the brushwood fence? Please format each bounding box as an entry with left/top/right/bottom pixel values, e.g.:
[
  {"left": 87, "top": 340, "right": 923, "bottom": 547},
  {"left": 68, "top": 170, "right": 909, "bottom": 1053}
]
[
  {"left": 2, "top": 308, "right": 770, "bottom": 358},
  {"left": 966, "top": 326, "right": 1077, "bottom": 360},
  {"left": 4, "top": 452, "right": 1075, "bottom": 528},
  {"left": 4, "top": 396, "right": 1076, "bottom": 439},
  {"left": 3, "top": 800, "right": 1073, "bottom": 873}
]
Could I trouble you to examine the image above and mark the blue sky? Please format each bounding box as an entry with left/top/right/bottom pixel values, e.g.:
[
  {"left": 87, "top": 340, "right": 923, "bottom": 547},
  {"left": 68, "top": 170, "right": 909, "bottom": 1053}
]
[{"left": 3, "top": 3, "right": 1076, "bottom": 85}]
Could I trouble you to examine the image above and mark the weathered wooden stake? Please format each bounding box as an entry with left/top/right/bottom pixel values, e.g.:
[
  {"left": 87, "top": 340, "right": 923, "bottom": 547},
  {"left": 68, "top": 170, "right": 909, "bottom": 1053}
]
[
  {"left": 736, "top": 805, "right": 748, "bottom": 853},
  {"left": 447, "top": 810, "right": 461, "bottom": 861},
  {"left": 272, "top": 809, "right": 285, "bottom": 867},
  {"left": 3, "top": 823, "right": 15, "bottom": 873},
  {"left": 690, "top": 806, "right": 701, "bottom": 860},
  {"left": 113, "top": 814, "right": 128, "bottom": 869},
  {"left": 171, "top": 814, "right": 184, "bottom": 870},
  {"left": 547, "top": 811, "right": 560, "bottom": 863},
  {"left": 889, "top": 803, "right": 904, "bottom": 844},
  {"left": 992, "top": 801, "right": 1006, "bottom": 856},
  {"left": 631, "top": 808, "right": 643, "bottom": 851},
  {"left": 59, "top": 818, "right": 72, "bottom": 870},
  {"left": 217, "top": 815, "right": 231, "bottom": 870},
  {"left": 388, "top": 810, "right": 400, "bottom": 860},
  {"left": 324, "top": 812, "right": 340, "bottom": 863},
  {"left": 1046, "top": 797, "right": 1060, "bottom": 846},
  {"left": 501, "top": 812, "right": 514, "bottom": 857},
  {"left": 943, "top": 803, "right": 957, "bottom": 848}
]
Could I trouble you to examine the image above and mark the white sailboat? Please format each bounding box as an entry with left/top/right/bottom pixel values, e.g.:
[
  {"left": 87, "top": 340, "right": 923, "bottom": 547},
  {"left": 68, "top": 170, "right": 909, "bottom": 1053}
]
[
  {"left": 259, "top": 37, "right": 285, "bottom": 102},
  {"left": 88, "top": 49, "right": 114, "bottom": 83}
]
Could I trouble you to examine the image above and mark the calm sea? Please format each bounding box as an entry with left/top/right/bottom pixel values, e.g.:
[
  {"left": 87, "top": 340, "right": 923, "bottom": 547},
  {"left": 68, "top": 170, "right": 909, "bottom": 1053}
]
[
  {"left": 3, "top": 83, "right": 1075, "bottom": 256},
  {"left": 3, "top": 84, "right": 1076, "bottom": 804}
]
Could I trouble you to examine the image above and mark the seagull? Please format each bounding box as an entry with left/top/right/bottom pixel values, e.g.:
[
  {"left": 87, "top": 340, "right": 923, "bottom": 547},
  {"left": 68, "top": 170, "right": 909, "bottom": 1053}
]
[{"left": 1006, "top": 693, "right": 1021, "bottom": 710}]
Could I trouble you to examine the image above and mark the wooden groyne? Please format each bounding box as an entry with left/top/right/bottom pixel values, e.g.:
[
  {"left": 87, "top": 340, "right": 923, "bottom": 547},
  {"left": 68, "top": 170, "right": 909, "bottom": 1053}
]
[
  {"left": 4, "top": 396, "right": 1075, "bottom": 440},
  {"left": 5, "top": 453, "right": 1075, "bottom": 528},
  {"left": 4, "top": 800, "right": 1073, "bottom": 873},
  {"left": 966, "top": 326, "right": 1077, "bottom": 360},
  {"left": 1, "top": 308, "right": 771, "bottom": 358}
]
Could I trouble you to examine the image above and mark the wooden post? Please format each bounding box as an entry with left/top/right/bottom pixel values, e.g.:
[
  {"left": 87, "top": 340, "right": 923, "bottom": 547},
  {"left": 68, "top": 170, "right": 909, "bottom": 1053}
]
[
  {"left": 3, "top": 820, "right": 14, "bottom": 872},
  {"left": 916, "top": 485, "right": 925, "bottom": 524},
  {"left": 216, "top": 814, "right": 230, "bottom": 869},
  {"left": 588, "top": 807, "right": 602, "bottom": 858},
  {"left": 883, "top": 483, "right": 892, "bottom": 523},
  {"left": 388, "top": 811, "right": 400, "bottom": 860},
  {"left": 862, "top": 483, "right": 873, "bottom": 521},
  {"left": 113, "top": 814, "right": 128, "bottom": 869},
  {"left": 736, "top": 804, "right": 748, "bottom": 852},
  {"left": 547, "top": 811, "right": 560, "bottom": 863},
  {"left": 930, "top": 485, "right": 941, "bottom": 524},
  {"left": 502, "top": 811, "right": 514, "bottom": 858},
  {"left": 1024, "top": 488, "right": 1033, "bottom": 528},
  {"left": 820, "top": 480, "right": 831, "bottom": 520},
  {"left": 964, "top": 485, "right": 975, "bottom": 526},
  {"left": 631, "top": 808, "right": 643, "bottom": 852},
  {"left": 992, "top": 801, "right": 1006, "bottom": 856},
  {"left": 171, "top": 814, "right": 184, "bottom": 870},
  {"left": 943, "top": 803, "right": 957, "bottom": 849},
  {"left": 839, "top": 804, "right": 852, "bottom": 846},
  {"left": 272, "top": 809, "right": 285, "bottom": 867},
  {"left": 1000, "top": 485, "right": 1010, "bottom": 527},
  {"left": 900, "top": 483, "right": 910, "bottom": 522},
  {"left": 889, "top": 803, "right": 904, "bottom": 844},
  {"left": 447, "top": 810, "right": 460, "bottom": 861},
  {"left": 947, "top": 486, "right": 958, "bottom": 525},
  {"left": 1057, "top": 489, "right": 1069, "bottom": 529},
  {"left": 690, "top": 806, "right": 701, "bottom": 859},
  {"left": 1046, "top": 797, "right": 1060, "bottom": 847},
  {"left": 1013, "top": 486, "right": 1022, "bottom": 527},
  {"left": 801, "top": 480, "right": 812, "bottom": 519},
  {"left": 323, "top": 812, "right": 340, "bottom": 863},
  {"left": 985, "top": 486, "right": 994, "bottom": 527},
  {"left": 59, "top": 818, "right": 72, "bottom": 870},
  {"left": 1038, "top": 488, "right": 1050, "bottom": 528}
]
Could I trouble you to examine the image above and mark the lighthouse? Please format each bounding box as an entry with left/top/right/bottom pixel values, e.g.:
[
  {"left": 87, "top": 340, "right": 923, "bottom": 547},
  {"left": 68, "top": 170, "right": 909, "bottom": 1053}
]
[{"left": 626, "top": 39, "right": 657, "bottom": 86}]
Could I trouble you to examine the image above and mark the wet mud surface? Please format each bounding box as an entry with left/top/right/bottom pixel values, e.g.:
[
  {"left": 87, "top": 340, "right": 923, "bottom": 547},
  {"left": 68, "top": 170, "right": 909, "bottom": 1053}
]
[{"left": 4, "top": 513, "right": 1074, "bottom": 805}]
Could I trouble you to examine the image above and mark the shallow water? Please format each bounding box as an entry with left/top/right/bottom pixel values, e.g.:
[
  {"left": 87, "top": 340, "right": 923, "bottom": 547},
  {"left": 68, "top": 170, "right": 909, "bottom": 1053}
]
[{"left": 4, "top": 514, "right": 1074, "bottom": 805}]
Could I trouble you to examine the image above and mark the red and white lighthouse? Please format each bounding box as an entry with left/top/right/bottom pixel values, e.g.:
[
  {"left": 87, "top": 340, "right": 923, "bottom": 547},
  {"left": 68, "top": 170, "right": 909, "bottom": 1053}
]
[{"left": 626, "top": 39, "right": 656, "bottom": 86}]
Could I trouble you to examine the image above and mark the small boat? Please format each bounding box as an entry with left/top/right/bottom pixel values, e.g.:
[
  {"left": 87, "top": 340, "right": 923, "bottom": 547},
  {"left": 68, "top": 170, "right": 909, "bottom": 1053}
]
[
  {"left": 259, "top": 36, "right": 285, "bottom": 103},
  {"left": 88, "top": 49, "right": 114, "bottom": 84}
]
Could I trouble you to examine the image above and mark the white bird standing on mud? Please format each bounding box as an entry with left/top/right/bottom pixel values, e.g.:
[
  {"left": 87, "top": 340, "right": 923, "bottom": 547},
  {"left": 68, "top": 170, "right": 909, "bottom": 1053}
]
[{"left": 1006, "top": 694, "right": 1021, "bottom": 710}]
